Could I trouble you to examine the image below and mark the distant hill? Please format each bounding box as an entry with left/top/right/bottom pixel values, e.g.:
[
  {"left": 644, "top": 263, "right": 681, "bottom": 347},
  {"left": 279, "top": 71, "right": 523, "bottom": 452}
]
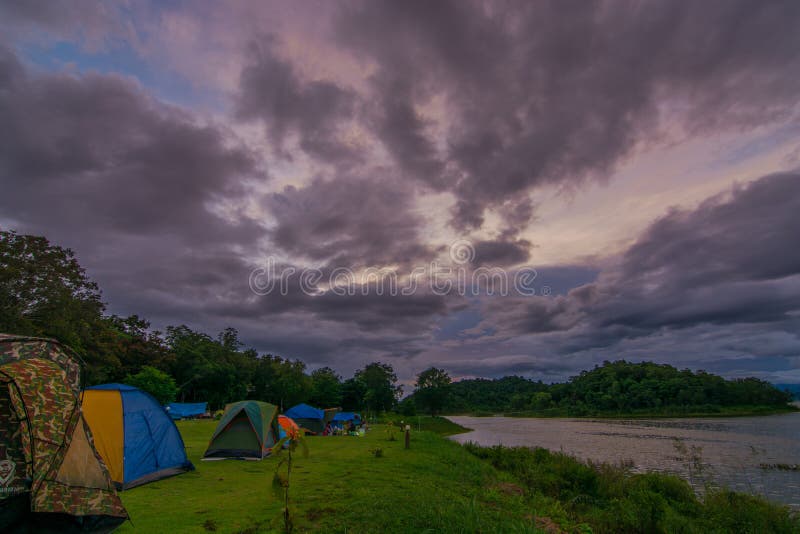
[
  {"left": 774, "top": 384, "right": 800, "bottom": 400},
  {"left": 407, "top": 360, "right": 797, "bottom": 416}
]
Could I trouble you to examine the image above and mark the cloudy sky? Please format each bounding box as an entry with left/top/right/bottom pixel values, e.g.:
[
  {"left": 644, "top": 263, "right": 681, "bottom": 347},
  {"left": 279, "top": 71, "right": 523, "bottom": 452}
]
[{"left": 2, "top": 0, "right": 799, "bottom": 384}]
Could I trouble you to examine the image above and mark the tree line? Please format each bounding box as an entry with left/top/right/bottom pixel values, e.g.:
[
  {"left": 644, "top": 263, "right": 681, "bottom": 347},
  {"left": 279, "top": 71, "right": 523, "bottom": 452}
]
[
  {"left": 404, "top": 360, "right": 794, "bottom": 416},
  {"left": 1, "top": 230, "right": 794, "bottom": 415}
]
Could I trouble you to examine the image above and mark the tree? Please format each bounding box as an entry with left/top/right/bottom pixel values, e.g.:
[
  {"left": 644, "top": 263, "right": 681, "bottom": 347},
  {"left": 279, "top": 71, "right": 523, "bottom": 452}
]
[
  {"left": 271, "top": 358, "right": 311, "bottom": 411},
  {"left": 309, "top": 367, "right": 342, "bottom": 407},
  {"left": 398, "top": 396, "right": 417, "bottom": 416},
  {"left": 530, "top": 391, "right": 553, "bottom": 410},
  {"left": 341, "top": 377, "right": 367, "bottom": 411},
  {"left": 0, "top": 231, "right": 132, "bottom": 382},
  {"left": 164, "top": 325, "right": 255, "bottom": 408},
  {"left": 355, "top": 362, "right": 402, "bottom": 414},
  {"left": 100, "top": 314, "right": 172, "bottom": 380},
  {"left": 0, "top": 230, "right": 104, "bottom": 349},
  {"left": 125, "top": 366, "right": 178, "bottom": 404},
  {"left": 414, "top": 367, "right": 451, "bottom": 415},
  {"left": 249, "top": 354, "right": 310, "bottom": 410}
]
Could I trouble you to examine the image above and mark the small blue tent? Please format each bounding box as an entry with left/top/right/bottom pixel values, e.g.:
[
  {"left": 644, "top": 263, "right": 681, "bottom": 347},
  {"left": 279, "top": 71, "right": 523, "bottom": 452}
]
[
  {"left": 285, "top": 403, "right": 325, "bottom": 433},
  {"left": 82, "top": 384, "right": 194, "bottom": 489},
  {"left": 167, "top": 402, "right": 208, "bottom": 420},
  {"left": 332, "top": 412, "right": 361, "bottom": 427}
]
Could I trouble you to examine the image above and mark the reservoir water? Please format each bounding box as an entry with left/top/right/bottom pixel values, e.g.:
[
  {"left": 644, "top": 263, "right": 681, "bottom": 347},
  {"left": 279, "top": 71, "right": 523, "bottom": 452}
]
[{"left": 448, "top": 414, "right": 800, "bottom": 508}]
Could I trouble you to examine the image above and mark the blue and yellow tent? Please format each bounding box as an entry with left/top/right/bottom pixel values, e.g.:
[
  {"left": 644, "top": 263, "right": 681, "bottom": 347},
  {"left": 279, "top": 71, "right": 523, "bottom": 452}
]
[{"left": 81, "top": 384, "right": 194, "bottom": 489}]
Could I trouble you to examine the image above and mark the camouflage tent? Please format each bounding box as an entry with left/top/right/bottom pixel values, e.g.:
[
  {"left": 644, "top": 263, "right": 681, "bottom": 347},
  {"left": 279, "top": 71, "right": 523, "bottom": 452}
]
[{"left": 0, "top": 334, "right": 128, "bottom": 532}]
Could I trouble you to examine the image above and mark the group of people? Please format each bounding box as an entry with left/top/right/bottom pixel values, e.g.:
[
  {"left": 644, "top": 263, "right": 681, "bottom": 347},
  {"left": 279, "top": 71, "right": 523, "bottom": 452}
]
[{"left": 321, "top": 419, "right": 367, "bottom": 436}]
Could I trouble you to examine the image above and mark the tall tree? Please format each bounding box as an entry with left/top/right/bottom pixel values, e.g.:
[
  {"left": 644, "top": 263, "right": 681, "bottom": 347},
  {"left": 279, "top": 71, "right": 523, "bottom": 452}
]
[
  {"left": 164, "top": 325, "right": 255, "bottom": 408},
  {"left": 0, "top": 230, "right": 130, "bottom": 382},
  {"left": 340, "top": 377, "right": 367, "bottom": 412},
  {"left": 99, "top": 314, "right": 173, "bottom": 381},
  {"left": 355, "top": 362, "right": 402, "bottom": 414},
  {"left": 309, "top": 367, "right": 342, "bottom": 407},
  {"left": 414, "top": 367, "right": 451, "bottom": 415},
  {"left": 0, "top": 230, "right": 104, "bottom": 347},
  {"left": 250, "top": 355, "right": 310, "bottom": 410}
]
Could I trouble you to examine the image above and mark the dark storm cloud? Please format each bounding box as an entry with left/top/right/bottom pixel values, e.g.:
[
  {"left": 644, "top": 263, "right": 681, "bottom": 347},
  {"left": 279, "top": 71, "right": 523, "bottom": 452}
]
[
  {"left": 434, "top": 354, "right": 576, "bottom": 379},
  {"left": 366, "top": 75, "right": 446, "bottom": 188},
  {"left": 619, "top": 174, "right": 800, "bottom": 288},
  {"left": 335, "top": 0, "right": 800, "bottom": 230},
  {"left": 0, "top": 45, "right": 449, "bottom": 365},
  {"left": 0, "top": 45, "right": 260, "bottom": 243},
  {"left": 475, "top": 172, "right": 800, "bottom": 349},
  {"left": 264, "top": 173, "right": 435, "bottom": 268},
  {"left": 4, "top": 1, "right": 800, "bottom": 382},
  {"left": 471, "top": 238, "right": 531, "bottom": 267},
  {"left": 595, "top": 172, "right": 800, "bottom": 330},
  {"left": 235, "top": 39, "right": 358, "bottom": 163}
]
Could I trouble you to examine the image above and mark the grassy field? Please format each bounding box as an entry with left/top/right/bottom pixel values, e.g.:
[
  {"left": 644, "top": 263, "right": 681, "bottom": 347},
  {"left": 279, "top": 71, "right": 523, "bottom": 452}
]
[
  {"left": 117, "top": 418, "right": 538, "bottom": 533},
  {"left": 370, "top": 414, "right": 471, "bottom": 436},
  {"left": 117, "top": 417, "right": 799, "bottom": 533}
]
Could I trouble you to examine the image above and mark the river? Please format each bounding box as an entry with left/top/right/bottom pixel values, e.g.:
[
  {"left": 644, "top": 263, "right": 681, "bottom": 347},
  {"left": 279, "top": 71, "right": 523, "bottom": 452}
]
[{"left": 447, "top": 413, "right": 800, "bottom": 508}]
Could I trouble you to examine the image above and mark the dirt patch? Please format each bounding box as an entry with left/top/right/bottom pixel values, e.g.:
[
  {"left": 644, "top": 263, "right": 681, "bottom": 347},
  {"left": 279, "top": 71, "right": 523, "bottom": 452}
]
[
  {"left": 202, "top": 518, "right": 218, "bottom": 531},
  {"left": 494, "top": 482, "right": 525, "bottom": 496},
  {"left": 305, "top": 507, "right": 336, "bottom": 521},
  {"left": 233, "top": 521, "right": 266, "bottom": 534},
  {"left": 533, "top": 516, "right": 563, "bottom": 534}
]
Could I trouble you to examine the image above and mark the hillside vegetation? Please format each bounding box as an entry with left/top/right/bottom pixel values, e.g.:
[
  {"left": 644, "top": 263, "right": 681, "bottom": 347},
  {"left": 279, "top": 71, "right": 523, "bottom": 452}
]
[{"left": 405, "top": 361, "right": 796, "bottom": 417}]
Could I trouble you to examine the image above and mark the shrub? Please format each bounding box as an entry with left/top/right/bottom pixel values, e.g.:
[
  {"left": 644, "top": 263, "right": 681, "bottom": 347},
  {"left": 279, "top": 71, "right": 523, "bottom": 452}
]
[
  {"left": 702, "top": 490, "right": 799, "bottom": 534},
  {"left": 463, "top": 443, "right": 800, "bottom": 534},
  {"left": 125, "top": 366, "right": 178, "bottom": 404}
]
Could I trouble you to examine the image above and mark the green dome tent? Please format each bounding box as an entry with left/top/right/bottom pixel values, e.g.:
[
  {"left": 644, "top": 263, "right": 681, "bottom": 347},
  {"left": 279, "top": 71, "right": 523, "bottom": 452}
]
[
  {"left": 203, "top": 401, "right": 280, "bottom": 460},
  {"left": 0, "top": 334, "right": 128, "bottom": 532}
]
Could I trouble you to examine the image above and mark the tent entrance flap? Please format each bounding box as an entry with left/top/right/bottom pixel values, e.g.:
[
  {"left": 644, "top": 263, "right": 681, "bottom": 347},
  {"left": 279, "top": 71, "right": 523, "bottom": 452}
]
[
  {"left": 0, "top": 378, "right": 30, "bottom": 529},
  {"left": 208, "top": 411, "right": 260, "bottom": 452},
  {"left": 203, "top": 401, "right": 279, "bottom": 459},
  {"left": 80, "top": 389, "right": 124, "bottom": 484}
]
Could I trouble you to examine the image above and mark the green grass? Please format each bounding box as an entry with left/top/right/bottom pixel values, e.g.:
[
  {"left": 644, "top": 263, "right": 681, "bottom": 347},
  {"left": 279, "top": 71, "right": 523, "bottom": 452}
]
[
  {"left": 116, "top": 419, "right": 799, "bottom": 533},
  {"left": 117, "top": 420, "right": 538, "bottom": 533},
  {"left": 372, "top": 414, "right": 472, "bottom": 436},
  {"left": 466, "top": 444, "right": 800, "bottom": 534}
]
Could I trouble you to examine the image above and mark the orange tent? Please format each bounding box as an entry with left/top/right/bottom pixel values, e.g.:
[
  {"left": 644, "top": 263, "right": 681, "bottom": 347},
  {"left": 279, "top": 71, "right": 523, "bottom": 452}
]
[{"left": 277, "top": 415, "right": 300, "bottom": 439}]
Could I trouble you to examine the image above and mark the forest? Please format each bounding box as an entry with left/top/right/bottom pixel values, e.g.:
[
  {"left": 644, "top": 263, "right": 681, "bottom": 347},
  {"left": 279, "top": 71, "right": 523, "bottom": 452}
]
[
  {"left": 1, "top": 230, "right": 795, "bottom": 416},
  {"left": 408, "top": 360, "right": 795, "bottom": 416}
]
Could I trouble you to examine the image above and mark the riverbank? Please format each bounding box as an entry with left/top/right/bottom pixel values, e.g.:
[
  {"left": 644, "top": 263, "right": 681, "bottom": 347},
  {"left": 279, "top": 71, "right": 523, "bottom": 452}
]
[
  {"left": 116, "top": 417, "right": 798, "bottom": 533},
  {"left": 454, "top": 404, "right": 800, "bottom": 419},
  {"left": 510, "top": 404, "right": 800, "bottom": 418}
]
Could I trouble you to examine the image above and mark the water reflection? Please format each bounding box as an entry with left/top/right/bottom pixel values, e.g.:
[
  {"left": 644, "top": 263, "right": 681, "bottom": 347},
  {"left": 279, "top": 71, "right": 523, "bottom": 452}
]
[{"left": 448, "top": 413, "right": 800, "bottom": 508}]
